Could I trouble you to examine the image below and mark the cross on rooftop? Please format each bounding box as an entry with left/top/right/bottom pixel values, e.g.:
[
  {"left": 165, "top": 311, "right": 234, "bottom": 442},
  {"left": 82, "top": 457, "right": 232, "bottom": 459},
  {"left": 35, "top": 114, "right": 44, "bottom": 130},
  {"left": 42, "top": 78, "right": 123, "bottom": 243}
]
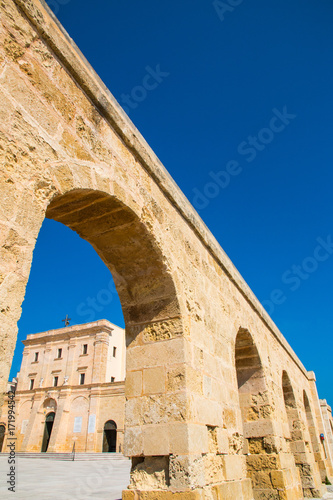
[{"left": 62, "top": 315, "right": 71, "bottom": 327}]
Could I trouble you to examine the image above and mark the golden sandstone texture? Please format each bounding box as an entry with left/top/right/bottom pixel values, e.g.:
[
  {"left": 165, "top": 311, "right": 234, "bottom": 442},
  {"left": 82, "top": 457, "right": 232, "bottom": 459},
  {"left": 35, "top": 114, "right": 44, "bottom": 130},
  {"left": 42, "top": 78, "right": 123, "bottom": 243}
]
[{"left": 0, "top": 0, "right": 333, "bottom": 498}]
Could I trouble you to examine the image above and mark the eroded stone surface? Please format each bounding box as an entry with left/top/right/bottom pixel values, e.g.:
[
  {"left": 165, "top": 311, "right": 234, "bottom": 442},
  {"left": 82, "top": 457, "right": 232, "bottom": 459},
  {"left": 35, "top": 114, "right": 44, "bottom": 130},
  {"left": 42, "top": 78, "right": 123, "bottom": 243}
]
[{"left": 0, "top": 0, "right": 333, "bottom": 498}]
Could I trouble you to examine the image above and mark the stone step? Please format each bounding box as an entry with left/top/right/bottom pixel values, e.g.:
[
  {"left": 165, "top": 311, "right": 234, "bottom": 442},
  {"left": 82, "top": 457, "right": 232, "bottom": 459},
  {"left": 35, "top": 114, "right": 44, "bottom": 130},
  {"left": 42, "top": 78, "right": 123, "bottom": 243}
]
[{"left": 1, "top": 452, "right": 129, "bottom": 461}]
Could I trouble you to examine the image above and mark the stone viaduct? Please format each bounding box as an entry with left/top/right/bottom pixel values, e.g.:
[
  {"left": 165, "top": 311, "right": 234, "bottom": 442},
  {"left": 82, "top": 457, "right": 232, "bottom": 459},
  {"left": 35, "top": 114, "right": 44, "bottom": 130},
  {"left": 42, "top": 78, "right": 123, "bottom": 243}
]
[{"left": 0, "top": 1, "right": 332, "bottom": 498}]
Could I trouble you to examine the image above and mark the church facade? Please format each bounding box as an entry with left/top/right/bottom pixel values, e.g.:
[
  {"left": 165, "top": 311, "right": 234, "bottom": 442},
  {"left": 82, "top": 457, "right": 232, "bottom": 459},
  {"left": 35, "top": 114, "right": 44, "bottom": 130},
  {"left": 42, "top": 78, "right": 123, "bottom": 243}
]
[{"left": 1, "top": 320, "right": 126, "bottom": 453}]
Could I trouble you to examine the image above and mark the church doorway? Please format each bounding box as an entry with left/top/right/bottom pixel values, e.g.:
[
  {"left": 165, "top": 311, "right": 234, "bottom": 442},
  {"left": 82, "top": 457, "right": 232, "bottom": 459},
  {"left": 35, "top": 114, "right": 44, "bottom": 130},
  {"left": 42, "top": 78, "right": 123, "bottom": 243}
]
[
  {"left": 0, "top": 425, "right": 5, "bottom": 452},
  {"left": 41, "top": 412, "right": 55, "bottom": 452},
  {"left": 103, "top": 420, "right": 117, "bottom": 452}
]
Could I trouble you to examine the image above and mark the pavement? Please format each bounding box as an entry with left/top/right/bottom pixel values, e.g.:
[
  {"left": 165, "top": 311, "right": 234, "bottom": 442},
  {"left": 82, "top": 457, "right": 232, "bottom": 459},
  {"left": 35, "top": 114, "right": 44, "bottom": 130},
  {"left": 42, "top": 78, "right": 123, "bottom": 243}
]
[
  {"left": 0, "top": 456, "right": 332, "bottom": 499},
  {"left": 315, "top": 485, "right": 333, "bottom": 500},
  {"left": 0, "top": 456, "right": 131, "bottom": 500}
]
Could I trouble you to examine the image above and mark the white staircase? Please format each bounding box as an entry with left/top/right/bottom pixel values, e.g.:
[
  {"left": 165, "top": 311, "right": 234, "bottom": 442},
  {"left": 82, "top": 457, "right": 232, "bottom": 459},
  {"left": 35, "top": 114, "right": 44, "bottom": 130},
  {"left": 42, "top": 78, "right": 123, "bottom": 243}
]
[{"left": 1, "top": 452, "right": 129, "bottom": 461}]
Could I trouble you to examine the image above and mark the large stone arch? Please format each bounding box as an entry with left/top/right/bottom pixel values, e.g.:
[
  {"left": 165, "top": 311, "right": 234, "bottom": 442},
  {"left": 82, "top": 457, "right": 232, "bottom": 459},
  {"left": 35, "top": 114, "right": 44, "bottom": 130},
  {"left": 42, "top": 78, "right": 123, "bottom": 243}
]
[
  {"left": 5, "top": 177, "right": 187, "bottom": 468},
  {"left": 0, "top": 2, "right": 189, "bottom": 482},
  {"left": 235, "top": 328, "right": 288, "bottom": 499},
  {"left": 304, "top": 391, "right": 321, "bottom": 455},
  {"left": 282, "top": 371, "right": 302, "bottom": 446},
  {"left": 1, "top": 0, "right": 332, "bottom": 497},
  {"left": 235, "top": 328, "right": 268, "bottom": 430},
  {"left": 45, "top": 188, "right": 182, "bottom": 329},
  {"left": 234, "top": 331, "right": 308, "bottom": 500}
]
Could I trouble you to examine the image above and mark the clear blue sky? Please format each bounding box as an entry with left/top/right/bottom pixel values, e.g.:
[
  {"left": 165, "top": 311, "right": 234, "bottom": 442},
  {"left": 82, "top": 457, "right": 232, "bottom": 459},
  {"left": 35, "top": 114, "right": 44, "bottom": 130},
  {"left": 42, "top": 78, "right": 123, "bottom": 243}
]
[{"left": 11, "top": 0, "right": 333, "bottom": 404}]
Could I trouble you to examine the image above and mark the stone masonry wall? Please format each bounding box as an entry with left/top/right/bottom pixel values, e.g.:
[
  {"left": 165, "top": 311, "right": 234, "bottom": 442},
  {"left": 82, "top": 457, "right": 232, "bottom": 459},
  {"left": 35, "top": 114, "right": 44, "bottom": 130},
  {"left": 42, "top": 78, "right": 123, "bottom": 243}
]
[{"left": 0, "top": 0, "right": 332, "bottom": 497}]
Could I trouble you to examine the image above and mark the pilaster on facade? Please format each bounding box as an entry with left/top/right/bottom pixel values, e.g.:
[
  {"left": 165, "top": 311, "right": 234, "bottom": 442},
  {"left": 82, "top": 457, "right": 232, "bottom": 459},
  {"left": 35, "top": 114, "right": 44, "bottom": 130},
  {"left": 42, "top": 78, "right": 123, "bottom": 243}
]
[
  {"left": 91, "top": 332, "right": 110, "bottom": 384},
  {"left": 20, "top": 393, "right": 44, "bottom": 452}
]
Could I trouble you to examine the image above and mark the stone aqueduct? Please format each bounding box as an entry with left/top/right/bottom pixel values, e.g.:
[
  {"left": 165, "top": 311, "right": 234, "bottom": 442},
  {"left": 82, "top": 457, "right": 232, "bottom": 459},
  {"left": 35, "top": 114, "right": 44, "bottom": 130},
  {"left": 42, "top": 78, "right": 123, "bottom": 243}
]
[{"left": 0, "top": 1, "right": 332, "bottom": 498}]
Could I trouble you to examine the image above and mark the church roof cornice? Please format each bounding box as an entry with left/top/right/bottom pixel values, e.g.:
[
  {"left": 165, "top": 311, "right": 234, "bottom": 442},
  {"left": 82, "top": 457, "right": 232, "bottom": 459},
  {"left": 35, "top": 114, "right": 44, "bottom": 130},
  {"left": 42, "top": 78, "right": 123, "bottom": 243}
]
[{"left": 22, "top": 319, "right": 120, "bottom": 346}]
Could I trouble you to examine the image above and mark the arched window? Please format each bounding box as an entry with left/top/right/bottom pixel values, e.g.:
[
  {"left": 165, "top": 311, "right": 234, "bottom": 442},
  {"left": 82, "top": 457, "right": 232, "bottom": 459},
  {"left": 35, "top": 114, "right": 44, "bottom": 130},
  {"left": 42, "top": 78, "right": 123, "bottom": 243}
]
[{"left": 235, "top": 328, "right": 275, "bottom": 496}]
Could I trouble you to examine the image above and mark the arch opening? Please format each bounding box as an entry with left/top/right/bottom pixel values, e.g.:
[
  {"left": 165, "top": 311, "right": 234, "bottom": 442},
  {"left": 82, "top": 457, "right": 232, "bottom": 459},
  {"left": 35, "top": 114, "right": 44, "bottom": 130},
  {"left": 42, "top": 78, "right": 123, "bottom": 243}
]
[
  {"left": 304, "top": 391, "right": 326, "bottom": 472},
  {"left": 282, "top": 372, "right": 306, "bottom": 477},
  {"left": 12, "top": 188, "right": 183, "bottom": 480},
  {"left": 235, "top": 328, "right": 279, "bottom": 498},
  {"left": 41, "top": 412, "right": 55, "bottom": 453},
  {"left": 304, "top": 391, "right": 320, "bottom": 454},
  {"left": 282, "top": 371, "right": 306, "bottom": 458},
  {"left": 235, "top": 328, "right": 267, "bottom": 421},
  {"left": 103, "top": 420, "right": 117, "bottom": 453},
  {"left": 282, "top": 371, "right": 299, "bottom": 442},
  {"left": 282, "top": 374, "right": 323, "bottom": 496},
  {"left": 45, "top": 189, "right": 181, "bottom": 332}
]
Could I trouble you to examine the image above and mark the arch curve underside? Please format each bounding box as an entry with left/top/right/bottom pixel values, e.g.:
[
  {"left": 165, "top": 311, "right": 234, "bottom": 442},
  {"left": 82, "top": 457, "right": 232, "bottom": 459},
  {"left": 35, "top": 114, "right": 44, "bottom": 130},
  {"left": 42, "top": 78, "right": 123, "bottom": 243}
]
[
  {"left": 46, "top": 189, "right": 181, "bottom": 336},
  {"left": 1, "top": 0, "right": 333, "bottom": 497}
]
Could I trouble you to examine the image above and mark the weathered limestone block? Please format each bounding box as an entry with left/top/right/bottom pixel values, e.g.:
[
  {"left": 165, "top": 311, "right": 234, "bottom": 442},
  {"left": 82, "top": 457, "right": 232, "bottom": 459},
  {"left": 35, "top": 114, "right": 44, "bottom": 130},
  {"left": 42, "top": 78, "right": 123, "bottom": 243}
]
[
  {"left": 204, "top": 454, "right": 225, "bottom": 484},
  {"left": 130, "top": 456, "right": 169, "bottom": 491},
  {"left": 0, "top": 0, "right": 332, "bottom": 498},
  {"left": 123, "top": 491, "right": 203, "bottom": 500},
  {"left": 143, "top": 366, "right": 166, "bottom": 395},
  {"left": 211, "top": 479, "right": 253, "bottom": 500}
]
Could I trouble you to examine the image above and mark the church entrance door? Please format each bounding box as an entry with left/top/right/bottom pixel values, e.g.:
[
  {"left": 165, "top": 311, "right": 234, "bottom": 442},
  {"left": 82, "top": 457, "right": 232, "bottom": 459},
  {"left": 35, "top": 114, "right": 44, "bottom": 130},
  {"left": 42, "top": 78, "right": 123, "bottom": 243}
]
[
  {"left": 103, "top": 420, "right": 117, "bottom": 452},
  {"left": 41, "top": 412, "right": 55, "bottom": 452}
]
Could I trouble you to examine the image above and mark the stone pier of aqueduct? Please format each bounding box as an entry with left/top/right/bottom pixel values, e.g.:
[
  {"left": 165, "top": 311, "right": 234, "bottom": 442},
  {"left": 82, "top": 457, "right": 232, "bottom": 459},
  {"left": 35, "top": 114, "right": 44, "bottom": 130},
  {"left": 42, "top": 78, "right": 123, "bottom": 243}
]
[{"left": 0, "top": 0, "right": 332, "bottom": 498}]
